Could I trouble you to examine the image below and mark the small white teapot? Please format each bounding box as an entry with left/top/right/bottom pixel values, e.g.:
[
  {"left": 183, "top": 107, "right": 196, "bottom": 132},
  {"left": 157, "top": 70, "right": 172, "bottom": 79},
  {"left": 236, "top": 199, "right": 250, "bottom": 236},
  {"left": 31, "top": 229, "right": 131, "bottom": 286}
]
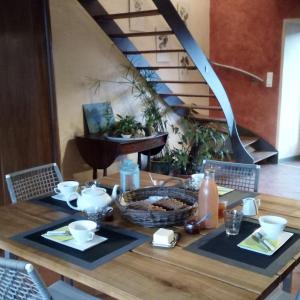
[
  {"left": 242, "top": 197, "right": 260, "bottom": 216},
  {"left": 67, "top": 185, "right": 119, "bottom": 213}
]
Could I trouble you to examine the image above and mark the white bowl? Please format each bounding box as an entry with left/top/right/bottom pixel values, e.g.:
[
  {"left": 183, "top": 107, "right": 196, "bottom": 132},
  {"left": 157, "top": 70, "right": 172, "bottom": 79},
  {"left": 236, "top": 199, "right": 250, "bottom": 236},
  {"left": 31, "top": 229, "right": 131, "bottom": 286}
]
[{"left": 259, "top": 215, "right": 287, "bottom": 240}]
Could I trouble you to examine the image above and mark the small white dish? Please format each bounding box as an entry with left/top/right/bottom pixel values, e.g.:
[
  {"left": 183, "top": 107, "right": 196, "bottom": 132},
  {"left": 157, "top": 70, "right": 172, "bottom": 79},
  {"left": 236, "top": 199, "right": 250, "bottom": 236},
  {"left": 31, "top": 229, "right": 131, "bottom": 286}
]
[
  {"left": 51, "top": 193, "right": 77, "bottom": 202},
  {"left": 238, "top": 228, "right": 293, "bottom": 256},
  {"left": 42, "top": 233, "right": 107, "bottom": 251}
]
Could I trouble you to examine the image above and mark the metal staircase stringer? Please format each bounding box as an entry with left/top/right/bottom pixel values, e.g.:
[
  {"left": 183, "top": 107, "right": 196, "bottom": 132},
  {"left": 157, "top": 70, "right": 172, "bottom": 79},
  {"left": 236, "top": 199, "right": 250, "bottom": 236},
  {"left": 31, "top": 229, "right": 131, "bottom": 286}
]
[
  {"left": 78, "top": 0, "right": 185, "bottom": 109},
  {"left": 152, "top": 0, "right": 253, "bottom": 163}
]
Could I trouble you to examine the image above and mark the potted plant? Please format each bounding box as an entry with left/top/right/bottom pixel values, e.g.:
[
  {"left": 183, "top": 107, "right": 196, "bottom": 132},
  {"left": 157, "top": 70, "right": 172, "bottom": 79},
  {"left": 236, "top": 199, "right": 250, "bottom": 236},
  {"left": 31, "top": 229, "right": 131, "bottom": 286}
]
[
  {"left": 112, "top": 114, "right": 143, "bottom": 138},
  {"left": 169, "top": 120, "right": 231, "bottom": 175}
]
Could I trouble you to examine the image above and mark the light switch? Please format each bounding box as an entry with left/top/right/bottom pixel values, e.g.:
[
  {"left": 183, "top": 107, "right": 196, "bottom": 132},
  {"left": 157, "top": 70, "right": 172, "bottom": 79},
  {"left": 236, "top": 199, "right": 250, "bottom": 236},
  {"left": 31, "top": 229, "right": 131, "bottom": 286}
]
[{"left": 266, "top": 72, "right": 273, "bottom": 88}]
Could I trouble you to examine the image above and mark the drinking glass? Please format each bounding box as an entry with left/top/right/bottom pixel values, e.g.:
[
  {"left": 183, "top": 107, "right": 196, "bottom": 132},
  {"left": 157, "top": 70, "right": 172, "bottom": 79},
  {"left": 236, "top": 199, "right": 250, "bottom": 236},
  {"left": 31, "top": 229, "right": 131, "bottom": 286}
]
[
  {"left": 224, "top": 209, "right": 243, "bottom": 236},
  {"left": 218, "top": 200, "right": 228, "bottom": 218}
]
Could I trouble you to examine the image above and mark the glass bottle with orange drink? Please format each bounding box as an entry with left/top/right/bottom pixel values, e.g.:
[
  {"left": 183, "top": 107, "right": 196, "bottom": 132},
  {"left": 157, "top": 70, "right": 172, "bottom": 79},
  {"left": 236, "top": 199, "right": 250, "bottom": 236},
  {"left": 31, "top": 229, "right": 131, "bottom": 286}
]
[{"left": 196, "top": 168, "right": 219, "bottom": 229}]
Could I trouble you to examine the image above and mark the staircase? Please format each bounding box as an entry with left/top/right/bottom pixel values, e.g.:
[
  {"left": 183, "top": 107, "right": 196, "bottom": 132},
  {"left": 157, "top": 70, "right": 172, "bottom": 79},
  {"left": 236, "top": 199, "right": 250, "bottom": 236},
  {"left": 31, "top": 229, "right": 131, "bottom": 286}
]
[{"left": 78, "top": 0, "right": 278, "bottom": 164}]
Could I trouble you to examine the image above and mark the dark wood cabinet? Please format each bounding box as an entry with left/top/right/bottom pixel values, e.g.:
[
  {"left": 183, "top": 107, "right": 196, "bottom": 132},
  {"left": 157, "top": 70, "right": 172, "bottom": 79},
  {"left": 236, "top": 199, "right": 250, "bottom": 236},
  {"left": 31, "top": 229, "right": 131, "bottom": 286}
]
[{"left": 0, "top": 0, "right": 59, "bottom": 205}]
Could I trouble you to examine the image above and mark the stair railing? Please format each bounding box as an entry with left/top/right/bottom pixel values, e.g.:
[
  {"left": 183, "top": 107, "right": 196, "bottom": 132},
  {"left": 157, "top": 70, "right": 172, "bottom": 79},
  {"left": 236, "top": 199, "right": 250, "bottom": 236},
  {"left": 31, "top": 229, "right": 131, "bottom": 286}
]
[{"left": 152, "top": 0, "right": 253, "bottom": 163}]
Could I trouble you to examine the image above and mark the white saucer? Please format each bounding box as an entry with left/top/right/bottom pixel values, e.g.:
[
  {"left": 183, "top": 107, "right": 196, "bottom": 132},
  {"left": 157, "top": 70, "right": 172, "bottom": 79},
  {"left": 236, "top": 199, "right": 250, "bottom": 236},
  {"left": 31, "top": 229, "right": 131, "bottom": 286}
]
[
  {"left": 51, "top": 193, "right": 77, "bottom": 202},
  {"left": 42, "top": 234, "right": 108, "bottom": 251}
]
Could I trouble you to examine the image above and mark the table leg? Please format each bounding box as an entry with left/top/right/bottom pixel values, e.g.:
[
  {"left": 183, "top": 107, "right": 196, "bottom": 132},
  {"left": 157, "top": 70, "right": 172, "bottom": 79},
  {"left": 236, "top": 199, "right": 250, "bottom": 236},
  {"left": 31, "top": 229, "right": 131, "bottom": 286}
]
[
  {"left": 282, "top": 272, "right": 292, "bottom": 292},
  {"left": 147, "top": 154, "right": 151, "bottom": 171},
  {"left": 93, "top": 168, "right": 97, "bottom": 179},
  {"left": 138, "top": 153, "right": 141, "bottom": 169}
]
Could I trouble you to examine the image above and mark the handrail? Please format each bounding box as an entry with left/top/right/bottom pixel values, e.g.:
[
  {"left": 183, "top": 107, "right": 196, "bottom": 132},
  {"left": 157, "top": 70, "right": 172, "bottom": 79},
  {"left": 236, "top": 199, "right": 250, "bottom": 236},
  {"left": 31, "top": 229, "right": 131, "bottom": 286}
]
[{"left": 211, "top": 61, "right": 264, "bottom": 83}]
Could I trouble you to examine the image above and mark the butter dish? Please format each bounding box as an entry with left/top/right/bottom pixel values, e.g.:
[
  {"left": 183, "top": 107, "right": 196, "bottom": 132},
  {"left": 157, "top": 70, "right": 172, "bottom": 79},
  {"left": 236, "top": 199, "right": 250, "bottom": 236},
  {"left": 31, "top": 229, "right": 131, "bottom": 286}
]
[{"left": 152, "top": 232, "right": 179, "bottom": 248}]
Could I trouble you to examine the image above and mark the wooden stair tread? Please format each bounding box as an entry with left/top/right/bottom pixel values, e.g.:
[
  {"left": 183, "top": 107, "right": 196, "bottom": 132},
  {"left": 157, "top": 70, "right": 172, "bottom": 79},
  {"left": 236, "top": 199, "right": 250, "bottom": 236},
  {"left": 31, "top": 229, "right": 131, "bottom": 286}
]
[
  {"left": 251, "top": 151, "right": 278, "bottom": 163},
  {"left": 190, "top": 113, "right": 226, "bottom": 122},
  {"left": 148, "top": 80, "right": 207, "bottom": 84},
  {"left": 123, "top": 49, "right": 186, "bottom": 54},
  {"left": 240, "top": 136, "right": 259, "bottom": 147},
  {"left": 94, "top": 10, "right": 160, "bottom": 20},
  {"left": 171, "top": 104, "right": 222, "bottom": 110},
  {"left": 136, "top": 66, "right": 197, "bottom": 70},
  {"left": 245, "top": 145, "right": 256, "bottom": 154},
  {"left": 160, "top": 93, "right": 215, "bottom": 98},
  {"left": 109, "top": 30, "right": 173, "bottom": 38}
]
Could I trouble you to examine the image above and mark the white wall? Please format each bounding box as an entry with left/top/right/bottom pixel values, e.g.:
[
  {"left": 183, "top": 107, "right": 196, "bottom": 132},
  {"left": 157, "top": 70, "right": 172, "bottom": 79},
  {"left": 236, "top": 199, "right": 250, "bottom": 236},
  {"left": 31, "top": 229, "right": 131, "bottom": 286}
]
[
  {"left": 278, "top": 21, "right": 300, "bottom": 159},
  {"left": 49, "top": 0, "right": 210, "bottom": 182}
]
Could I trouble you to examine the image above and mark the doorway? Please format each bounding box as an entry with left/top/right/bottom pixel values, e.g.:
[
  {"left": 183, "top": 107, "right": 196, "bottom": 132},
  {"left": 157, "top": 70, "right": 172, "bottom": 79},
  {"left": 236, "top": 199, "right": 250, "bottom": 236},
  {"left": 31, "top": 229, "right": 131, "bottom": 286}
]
[
  {"left": 0, "top": 0, "right": 59, "bottom": 205},
  {"left": 277, "top": 20, "right": 300, "bottom": 160}
]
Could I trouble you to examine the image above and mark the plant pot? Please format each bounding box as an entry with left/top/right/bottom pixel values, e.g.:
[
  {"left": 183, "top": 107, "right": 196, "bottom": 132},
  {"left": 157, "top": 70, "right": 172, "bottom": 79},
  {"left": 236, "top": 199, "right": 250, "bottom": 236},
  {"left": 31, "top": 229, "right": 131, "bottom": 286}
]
[
  {"left": 121, "top": 134, "right": 132, "bottom": 139},
  {"left": 150, "top": 160, "right": 170, "bottom": 175}
]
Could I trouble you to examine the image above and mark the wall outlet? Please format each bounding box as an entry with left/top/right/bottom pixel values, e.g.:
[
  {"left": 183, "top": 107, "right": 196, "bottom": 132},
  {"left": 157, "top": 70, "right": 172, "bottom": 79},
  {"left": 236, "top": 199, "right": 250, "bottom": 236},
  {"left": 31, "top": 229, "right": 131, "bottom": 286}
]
[{"left": 266, "top": 72, "right": 273, "bottom": 88}]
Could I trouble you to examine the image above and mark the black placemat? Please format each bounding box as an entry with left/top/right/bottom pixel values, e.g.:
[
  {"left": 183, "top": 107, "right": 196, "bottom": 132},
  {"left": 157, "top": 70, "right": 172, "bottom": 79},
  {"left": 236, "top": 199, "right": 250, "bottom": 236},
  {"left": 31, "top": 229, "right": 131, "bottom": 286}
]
[
  {"left": 30, "top": 185, "right": 114, "bottom": 214},
  {"left": 185, "top": 219, "right": 300, "bottom": 276},
  {"left": 11, "top": 215, "right": 150, "bottom": 269}
]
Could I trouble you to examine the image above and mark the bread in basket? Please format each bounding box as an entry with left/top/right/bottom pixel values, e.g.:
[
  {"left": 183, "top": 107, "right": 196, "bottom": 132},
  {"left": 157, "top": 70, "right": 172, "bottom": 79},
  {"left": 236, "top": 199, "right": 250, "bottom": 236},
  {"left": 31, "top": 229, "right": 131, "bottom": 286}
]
[{"left": 115, "top": 186, "right": 197, "bottom": 227}]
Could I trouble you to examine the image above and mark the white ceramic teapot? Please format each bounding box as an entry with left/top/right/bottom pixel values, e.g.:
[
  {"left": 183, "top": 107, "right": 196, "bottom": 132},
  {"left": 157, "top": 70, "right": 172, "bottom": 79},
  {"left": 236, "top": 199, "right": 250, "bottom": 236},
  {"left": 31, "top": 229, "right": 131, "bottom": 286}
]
[
  {"left": 242, "top": 197, "right": 260, "bottom": 216},
  {"left": 66, "top": 185, "right": 119, "bottom": 213}
]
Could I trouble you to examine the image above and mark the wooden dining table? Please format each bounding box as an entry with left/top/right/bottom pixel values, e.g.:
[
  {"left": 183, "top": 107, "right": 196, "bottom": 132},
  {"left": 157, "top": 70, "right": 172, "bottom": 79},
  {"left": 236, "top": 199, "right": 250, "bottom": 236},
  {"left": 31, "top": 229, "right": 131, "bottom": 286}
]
[{"left": 0, "top": 171, "right": 299, "bottom": 300}]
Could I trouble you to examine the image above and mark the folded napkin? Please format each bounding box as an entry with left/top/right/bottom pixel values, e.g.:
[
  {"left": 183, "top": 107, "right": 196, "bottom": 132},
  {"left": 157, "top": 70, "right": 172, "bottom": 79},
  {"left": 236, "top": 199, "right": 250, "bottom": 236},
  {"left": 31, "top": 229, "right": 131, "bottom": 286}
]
[
  {"left": 43, "top": 226, "right": 73, "bottom": 242},
  {"left": 238, "top": 233, "right": 278, "bottom": 255},
  {"left": 217, "top": 186, "right": 234, "bottom": 196}
]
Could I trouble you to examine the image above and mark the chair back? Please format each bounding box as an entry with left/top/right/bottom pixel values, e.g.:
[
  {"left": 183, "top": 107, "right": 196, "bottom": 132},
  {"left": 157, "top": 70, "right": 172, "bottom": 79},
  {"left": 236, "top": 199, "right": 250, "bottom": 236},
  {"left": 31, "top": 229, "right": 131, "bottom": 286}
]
[
  {"left": 201, "top": 160, "right": 260, "bottom": 192},
  {"left": 0, "top": 257, "right": 51, "bottom": 300},
  {"left": 5, "top": 163, "right": 63, "bottom": 203}
]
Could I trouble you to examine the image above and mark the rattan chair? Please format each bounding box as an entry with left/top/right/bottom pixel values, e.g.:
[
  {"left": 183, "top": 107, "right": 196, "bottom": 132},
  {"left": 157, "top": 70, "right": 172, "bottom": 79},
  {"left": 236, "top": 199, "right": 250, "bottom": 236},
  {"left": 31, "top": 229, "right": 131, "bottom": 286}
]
[
  {"left": 0, "top": 257, "right": 101, "bottom": 300},
  {"left": 5, "top": 163, "right": 63, "bottom": 204},
  {"left": 201, "top": 160, "right": 260, "bottom": 192}
]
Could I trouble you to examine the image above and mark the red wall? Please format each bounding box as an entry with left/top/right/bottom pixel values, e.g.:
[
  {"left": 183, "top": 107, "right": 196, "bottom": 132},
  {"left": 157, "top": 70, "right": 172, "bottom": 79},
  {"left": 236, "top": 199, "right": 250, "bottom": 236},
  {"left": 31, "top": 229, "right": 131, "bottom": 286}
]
[{"left": 210, "top": 0, "right": 300, "bottom": 146}]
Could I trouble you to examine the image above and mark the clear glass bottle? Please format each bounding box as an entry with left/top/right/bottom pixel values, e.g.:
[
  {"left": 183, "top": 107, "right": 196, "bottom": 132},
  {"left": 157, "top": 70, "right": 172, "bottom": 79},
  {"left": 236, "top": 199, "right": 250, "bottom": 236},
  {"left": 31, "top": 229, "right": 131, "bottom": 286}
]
[
  {"left": 196, "top": 168, "right": 219, "bottom": 229},
  {"left": 119, "top": 159, "right": 140, "bottom": 193}
]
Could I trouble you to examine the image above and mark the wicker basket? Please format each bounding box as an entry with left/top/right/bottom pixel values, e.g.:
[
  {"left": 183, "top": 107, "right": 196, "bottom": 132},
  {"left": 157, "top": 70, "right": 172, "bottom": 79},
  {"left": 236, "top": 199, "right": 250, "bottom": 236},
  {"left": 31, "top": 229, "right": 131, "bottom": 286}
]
[{"left": 115, "top": 187, "right": 197, "bottom": 227}]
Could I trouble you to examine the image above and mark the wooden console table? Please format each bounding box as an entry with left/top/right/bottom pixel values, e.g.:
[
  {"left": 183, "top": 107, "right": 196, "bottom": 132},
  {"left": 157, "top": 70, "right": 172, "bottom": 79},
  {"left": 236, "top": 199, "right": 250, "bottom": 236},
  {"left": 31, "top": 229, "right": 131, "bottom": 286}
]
[{"left": 76, "top": 133, "right": 168, "bottom": 178}]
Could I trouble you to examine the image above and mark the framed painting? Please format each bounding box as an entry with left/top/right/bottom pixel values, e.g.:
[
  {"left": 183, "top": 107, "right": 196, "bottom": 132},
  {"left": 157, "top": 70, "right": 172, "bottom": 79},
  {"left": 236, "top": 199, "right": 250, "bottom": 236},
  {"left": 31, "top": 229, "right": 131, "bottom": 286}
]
[{"left": 83, "top": 102, "right": 115, "bottom": 134}]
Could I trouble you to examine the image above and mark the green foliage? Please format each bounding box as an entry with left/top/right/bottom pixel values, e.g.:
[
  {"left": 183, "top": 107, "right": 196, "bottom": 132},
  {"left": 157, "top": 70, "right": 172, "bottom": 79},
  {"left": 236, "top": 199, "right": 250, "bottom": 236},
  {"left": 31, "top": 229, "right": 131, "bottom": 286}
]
[
  {"left": 124, "top": 66, "right": 169, "bottom": 134},
  {"left": 113, "top": 114, "right": 143, "bottom": 136},
  {"left": 169, "top": 120, "right": 230, "bottom": 174}
]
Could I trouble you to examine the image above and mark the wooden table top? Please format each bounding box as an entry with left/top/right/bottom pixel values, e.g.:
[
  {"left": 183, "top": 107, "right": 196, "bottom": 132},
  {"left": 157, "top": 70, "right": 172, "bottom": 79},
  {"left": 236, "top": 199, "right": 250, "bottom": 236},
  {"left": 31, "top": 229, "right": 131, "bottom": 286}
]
[{"left": 0, "top": 171, "right": 299, "bottom": 300}]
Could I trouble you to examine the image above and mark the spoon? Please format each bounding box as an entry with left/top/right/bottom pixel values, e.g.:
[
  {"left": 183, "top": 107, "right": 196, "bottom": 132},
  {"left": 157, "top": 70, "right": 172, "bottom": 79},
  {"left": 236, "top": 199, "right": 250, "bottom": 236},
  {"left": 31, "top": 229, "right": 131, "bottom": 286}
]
[
  {"left": 184, "top": 212, "right": 212, "bottom": 234},
  {"left": 195, "top": 212, "right": 212, "bottom": 225}
]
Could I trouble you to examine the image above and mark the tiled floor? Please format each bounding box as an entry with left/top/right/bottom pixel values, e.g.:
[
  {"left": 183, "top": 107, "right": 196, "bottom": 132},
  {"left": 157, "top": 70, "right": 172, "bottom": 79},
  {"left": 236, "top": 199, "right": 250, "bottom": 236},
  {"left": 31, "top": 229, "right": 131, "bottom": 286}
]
[{"left": 259, "top": 160, "right": 300, "bottom": 200}]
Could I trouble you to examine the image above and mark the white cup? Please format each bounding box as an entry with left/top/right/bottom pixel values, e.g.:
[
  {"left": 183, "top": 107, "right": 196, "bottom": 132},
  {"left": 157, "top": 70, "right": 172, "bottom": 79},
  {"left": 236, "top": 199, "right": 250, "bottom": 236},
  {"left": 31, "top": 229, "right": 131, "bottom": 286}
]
[
  {"left": 259, "top": 215, "right": 287, "bottom": 240},
  {"left": 68, "top": 220, "right": 97, "bottom": 244},
  {"left": 54, "top": 181, "right": 79, "bottom": 198}
]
